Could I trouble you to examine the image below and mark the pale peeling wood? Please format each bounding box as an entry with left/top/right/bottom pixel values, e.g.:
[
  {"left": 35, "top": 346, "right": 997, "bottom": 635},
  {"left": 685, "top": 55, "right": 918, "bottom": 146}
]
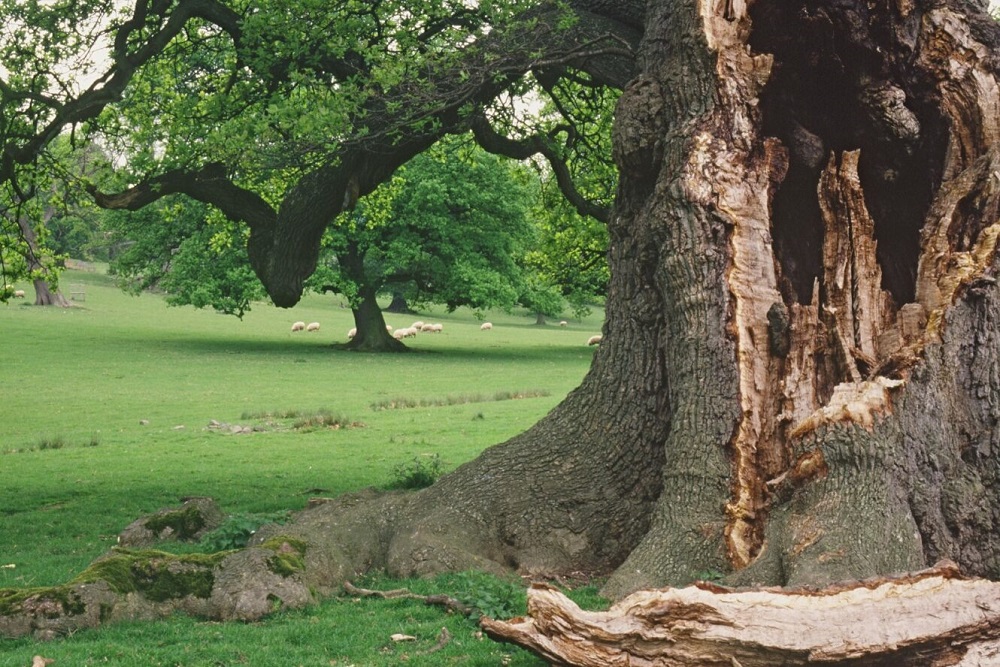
[
  {"left": 788, "top": 377, "right": 904, "bottom": 440},
  {"left": 689, "top": 0, "right": 789, "bottom": 571},
  {"left": 482, "top": 563, "right": 1000, "bottom": 666},
  {"left": 916, "top": 9, "right": 1000, "bottom": 182},
  {"left": 817, "top": 150, "right": 895, "bottom": 369},
  {"left": 916, "top": 147, "right": 1000, "bottom": 336}
]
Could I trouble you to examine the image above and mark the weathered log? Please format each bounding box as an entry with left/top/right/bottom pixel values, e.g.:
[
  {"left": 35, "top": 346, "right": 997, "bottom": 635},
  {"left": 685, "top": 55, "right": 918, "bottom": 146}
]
[{"left": 482, "top": 561, "right": 1000, "bottom": 666}]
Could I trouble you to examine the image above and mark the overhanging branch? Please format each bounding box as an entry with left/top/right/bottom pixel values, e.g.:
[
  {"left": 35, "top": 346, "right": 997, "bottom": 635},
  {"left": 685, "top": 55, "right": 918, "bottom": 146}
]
[{"left": 471, "top": 114, "right": 610, "bottom": 223}]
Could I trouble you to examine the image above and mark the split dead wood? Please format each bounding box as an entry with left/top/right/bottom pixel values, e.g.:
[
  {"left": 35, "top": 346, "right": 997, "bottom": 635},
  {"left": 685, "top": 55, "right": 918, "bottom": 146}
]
[
  {"left": 343, "top": 581, "right": 476, "bottom": 617},
  {"left": 481, "top": 561, "right": 1000, "bottom": 666}
]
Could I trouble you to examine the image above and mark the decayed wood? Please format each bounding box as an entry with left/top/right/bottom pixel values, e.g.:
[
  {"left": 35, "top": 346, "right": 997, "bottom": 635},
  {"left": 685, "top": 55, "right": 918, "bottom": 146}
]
[
  {"left": 482, "top": 562, "right": 1000, "bottom": 666},
  {"left": 817, "top": 150, "right": 895, "bottom": 376}
]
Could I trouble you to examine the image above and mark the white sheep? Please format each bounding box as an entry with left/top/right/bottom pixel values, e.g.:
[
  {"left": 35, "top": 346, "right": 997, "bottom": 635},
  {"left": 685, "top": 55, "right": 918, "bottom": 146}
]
[
  {"left": 420, "top": 323, "right": 435, "bottom": 332},
  {"left": 13, "top": 289, "right": 25, "bottom": 299},
  {"left": 480, "top": 322, "right": 493, "bottom": 331},
  {"left": 559, "top": 320, "right": 568, "bottom": 327},
  {"left": 392, "top": 327, "right": 418, "bottom": 340},
  {"left": 587, "top": 334, "right": 603, "bottom": 346},
  {"left": 411, "top": 321, "right": 425, "bottom": 330},
  {"left": 347, "top": 327, "right": 357, "bottom": 339},
  {"left": 386, "top": 324, "right": 394, "bottom": 331},
  {"left": 306, "top": 322, "right": 321, "bottom": 332},
  {"left": 430, "top": 323, "right": 443, "bottom": 332},
  {"left": 291, "top": 321, "right": 306, "bottom": 332}
]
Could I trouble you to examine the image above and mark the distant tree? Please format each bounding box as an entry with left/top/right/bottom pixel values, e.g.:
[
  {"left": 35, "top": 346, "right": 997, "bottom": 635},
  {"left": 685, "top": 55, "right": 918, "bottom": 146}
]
[
  {"left": 309, "top": 137, "right": 536, "bottom": 349},
  {"left": 104, "top": 198, "right": 265, "bottom": 318}
]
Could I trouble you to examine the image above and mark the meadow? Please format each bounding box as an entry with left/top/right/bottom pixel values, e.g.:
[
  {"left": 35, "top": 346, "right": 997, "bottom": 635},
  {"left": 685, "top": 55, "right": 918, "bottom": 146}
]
[{"left": 0, "top": 267, "right": 605, "bottom": 666}]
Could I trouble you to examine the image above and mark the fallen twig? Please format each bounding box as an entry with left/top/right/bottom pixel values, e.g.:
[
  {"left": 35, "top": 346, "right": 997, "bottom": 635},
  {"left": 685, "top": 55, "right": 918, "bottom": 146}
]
[{"left": 343, "top": 581, "right": 476, "bottom": 617}]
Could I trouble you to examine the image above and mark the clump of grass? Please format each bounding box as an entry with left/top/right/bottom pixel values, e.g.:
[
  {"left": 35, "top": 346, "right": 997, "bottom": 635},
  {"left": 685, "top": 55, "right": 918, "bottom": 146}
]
[
  {"left": 292, "top": 409, "right": 351, "bottom": 431},
  {"left": 370, "top": 389, "right": 550, "bottom": 411},
  {"left": 388, "top": 453, "right": 444, "bottom": 490},
  {"left": 240, "top": 408, "right": 306, "bottom": 420},
  {"left": 37, "top": 436, "right": 66, "bottom": 450},
  {"left": 231, "top": 409, "right": 364, "bottom": 433},
  {"left": 3, "top": 435, "right": 100, "bottom": 455}
]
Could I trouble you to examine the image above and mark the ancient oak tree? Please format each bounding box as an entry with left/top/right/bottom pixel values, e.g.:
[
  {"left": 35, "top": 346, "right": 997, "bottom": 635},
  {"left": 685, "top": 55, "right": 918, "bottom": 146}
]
[{"left": 3, "top": 0, "right": 1000, "bottom": 661}]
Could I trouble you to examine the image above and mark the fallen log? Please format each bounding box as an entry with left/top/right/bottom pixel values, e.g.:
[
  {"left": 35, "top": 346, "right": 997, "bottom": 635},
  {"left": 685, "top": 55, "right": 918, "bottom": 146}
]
[{"left": 481, "top": 561, "right": 1000, "bottom": 666}]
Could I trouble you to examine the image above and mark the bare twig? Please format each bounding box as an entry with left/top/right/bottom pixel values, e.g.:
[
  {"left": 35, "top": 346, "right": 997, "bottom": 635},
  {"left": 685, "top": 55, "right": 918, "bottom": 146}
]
[{"left": 343, "top": 581, "right": 477, "bottom": 617}]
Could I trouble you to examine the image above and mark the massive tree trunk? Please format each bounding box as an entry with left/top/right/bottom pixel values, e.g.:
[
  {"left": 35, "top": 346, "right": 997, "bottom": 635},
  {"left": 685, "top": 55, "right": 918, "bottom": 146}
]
[{"left": 6, "top": 0, "right": 1000, "bottom": 653}]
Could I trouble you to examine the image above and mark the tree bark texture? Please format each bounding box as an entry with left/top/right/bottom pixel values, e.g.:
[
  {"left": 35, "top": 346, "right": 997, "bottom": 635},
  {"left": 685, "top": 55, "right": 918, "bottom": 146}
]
[{"left": 7, "top": 0, "right": 1000, "bottom": 650}]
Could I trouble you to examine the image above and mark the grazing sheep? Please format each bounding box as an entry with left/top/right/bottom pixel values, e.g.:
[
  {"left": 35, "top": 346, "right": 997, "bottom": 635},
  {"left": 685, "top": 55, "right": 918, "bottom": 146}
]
[
  {"left": 559, "top": 320, "right": 568, "bottom": 327},
  {"left": 411, "top": 321, "right": 425, "bottom": 330},
  {"left": 306, "top": 322, "right": 321, "bottom": 332},
  {"left": 392, "top": 328, "right": 406, "bottom": 340},
  {"left": 480, "top": 322, "right": 493, "bottom": 331},
  {"left": 347, "top": 327, "right": 357, "bottom": 339},
  {"left": 392, "top": 327, "right": 417, "bottom": 340},
  {"left": 430, "top": 323, "right": 443, "bottom": 332},
  {"left": 291, "top": 321, "right": 306, "bottom": 332},
  {"left": 420, "top": 323, "right": 435, "bottom": 332},
  {"left": 587, "top": 334, "right": 603, "bottom": 346},
  {"left": 13, "top": 289, "right": 25, "bottom": 299}
]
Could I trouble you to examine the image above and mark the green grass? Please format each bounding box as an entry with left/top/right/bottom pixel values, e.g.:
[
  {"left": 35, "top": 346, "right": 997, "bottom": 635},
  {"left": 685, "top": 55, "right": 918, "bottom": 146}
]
[{"left": 0, "top": 269, "right": 605, "bottom": 664}]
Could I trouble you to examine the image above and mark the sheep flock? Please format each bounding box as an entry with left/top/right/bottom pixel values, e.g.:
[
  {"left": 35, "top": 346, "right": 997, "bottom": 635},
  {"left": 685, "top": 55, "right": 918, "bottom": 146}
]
[{"left": 290, "top": 317, "right": 601, "bottom": 346}]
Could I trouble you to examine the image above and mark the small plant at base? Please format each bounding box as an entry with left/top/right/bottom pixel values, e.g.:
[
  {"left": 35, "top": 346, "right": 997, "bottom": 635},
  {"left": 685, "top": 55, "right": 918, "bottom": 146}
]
[
  {"left": 388, "top": 453, "right": 443, "bottom": 490},
  {"left": 448, "top": 571, "right": 526, "bottom": 620},
  {"left": 198, "top": 511, "right": 291, "bottom": 552}
]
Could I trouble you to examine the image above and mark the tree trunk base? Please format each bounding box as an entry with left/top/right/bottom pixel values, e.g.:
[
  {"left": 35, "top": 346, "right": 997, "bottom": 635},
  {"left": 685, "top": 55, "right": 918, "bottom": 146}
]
[{"left": 482, "top": 561, "right": 1000, "bottom": 666}]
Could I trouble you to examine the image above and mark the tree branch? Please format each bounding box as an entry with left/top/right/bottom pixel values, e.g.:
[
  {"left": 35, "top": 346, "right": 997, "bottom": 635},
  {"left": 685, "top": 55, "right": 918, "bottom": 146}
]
[
  {"left": 87, "top": 163, "right": 276, "bottom": 233},
  {"left": 471, "top": 114, "right": 610, "bottom": 223}
]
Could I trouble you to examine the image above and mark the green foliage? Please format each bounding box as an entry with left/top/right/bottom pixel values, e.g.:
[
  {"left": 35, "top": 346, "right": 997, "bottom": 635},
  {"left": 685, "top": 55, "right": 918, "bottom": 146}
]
[
  {"left": 308, "top": 136, "right": 539, "bottom": 323},
  {"left": 388, "top": 453, "right": 445, "bottom": 490},
  {"left": 105, "top": 199, "right": 265, "bottom": 317},
  {"left": 198, "top": 512, "right": 292, "bottom": 553},
  {"left": 447, "top": 570, "right": 527, "bottom": 620}
]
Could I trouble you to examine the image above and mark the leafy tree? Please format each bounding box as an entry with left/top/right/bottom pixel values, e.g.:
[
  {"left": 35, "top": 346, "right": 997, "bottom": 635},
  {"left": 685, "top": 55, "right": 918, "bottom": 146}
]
[
  {"left": 308, "top": 137, "right": 536, "bottom": 348},
  {"left": 4, "top": 1, "right": 1000, "bottom": 658},
  {"left": 104, "top": 198, "right": 265, "bottom": 317}
]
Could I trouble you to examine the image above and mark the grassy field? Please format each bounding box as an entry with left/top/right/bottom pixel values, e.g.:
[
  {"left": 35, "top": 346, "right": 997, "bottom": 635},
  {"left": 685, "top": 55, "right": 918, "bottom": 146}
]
[{"left": 0, "top": 268, "right": 605, "bottom": 665}]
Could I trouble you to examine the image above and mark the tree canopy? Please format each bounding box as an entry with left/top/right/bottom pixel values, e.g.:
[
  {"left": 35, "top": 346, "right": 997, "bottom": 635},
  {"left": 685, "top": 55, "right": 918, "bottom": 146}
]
[{"left": 0, "top": 0, "right": 638, "bottom": 307}]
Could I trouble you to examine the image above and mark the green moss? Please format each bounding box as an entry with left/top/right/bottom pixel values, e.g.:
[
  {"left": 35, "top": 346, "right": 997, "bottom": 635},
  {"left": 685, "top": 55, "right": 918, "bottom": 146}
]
[
  {"left": 0, "top": 585, "right": 85, "bottom": 617},
  {"left": 261, "top": 537, "right": 308, "bottom": 577},
  {"left": 72, "top": 549, "right": 232, "bottom": 601},
  {"left": 143, "top": 506, "right": 207, "bottom": 540}
]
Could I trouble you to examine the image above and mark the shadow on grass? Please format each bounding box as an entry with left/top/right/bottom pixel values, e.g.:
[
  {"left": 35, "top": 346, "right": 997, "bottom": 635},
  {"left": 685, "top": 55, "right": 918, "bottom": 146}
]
[{"left": 156, "top": 336, "right": 593, "bottom": 364}]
